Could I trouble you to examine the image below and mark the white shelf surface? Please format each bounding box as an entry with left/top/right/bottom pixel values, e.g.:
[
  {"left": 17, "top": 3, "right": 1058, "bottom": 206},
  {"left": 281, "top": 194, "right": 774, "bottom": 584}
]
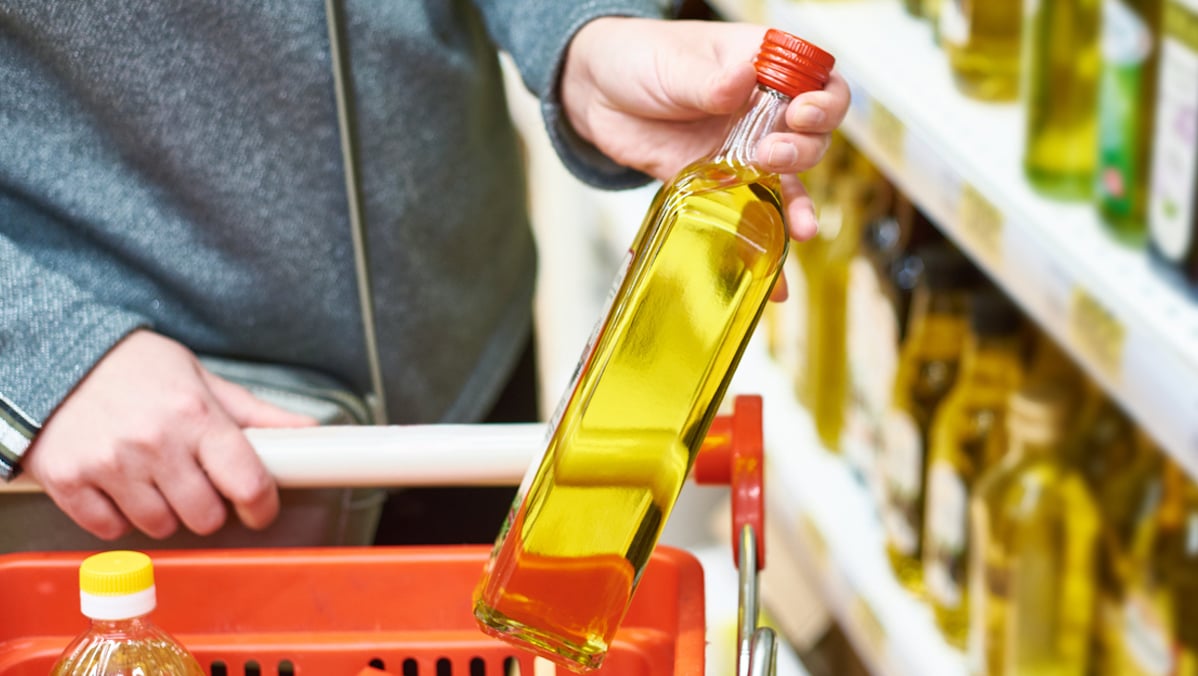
[
  {"left": 758, "top": 0, "right": 1198, "bottom": 477},
  {"left": 726, "top": 343, "right": 968, "bottom": 676}
]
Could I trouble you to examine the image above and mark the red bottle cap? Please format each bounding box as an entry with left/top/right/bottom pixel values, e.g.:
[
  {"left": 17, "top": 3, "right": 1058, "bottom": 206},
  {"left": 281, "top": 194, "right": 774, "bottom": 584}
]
[{"left": 753, "top": 29, "right": 835, "bottom": 98}]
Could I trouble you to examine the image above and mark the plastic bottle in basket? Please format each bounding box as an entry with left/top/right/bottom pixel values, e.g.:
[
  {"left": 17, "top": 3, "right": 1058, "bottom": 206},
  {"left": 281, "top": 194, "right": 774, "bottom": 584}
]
[
  {"left": 473, "top": 29, "right": 834, "bottom": 672},
  {"left": 50, "top": 550, "right": 205, "bottom": 676}
]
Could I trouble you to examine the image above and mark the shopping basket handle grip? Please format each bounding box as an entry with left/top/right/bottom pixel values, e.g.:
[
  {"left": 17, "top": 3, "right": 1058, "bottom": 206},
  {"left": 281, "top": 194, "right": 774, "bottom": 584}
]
[
  {"left": 692, "top": 395, "right": 766, "bottom": 570},
  {"left": 0, "top": 398, "right": 766, "bottom": 504}
]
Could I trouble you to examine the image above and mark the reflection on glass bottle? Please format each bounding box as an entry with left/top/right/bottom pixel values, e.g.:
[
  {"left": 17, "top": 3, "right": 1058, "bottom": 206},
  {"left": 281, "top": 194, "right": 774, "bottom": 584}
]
[
  {"left": 940, "top": 0, "right": 1023, "bottom": 100},
  {"left": 882, "top": 242, "right": 979, "bottom": 595},
  {"left": 1023, "top": 0, "right": 1102, "bottom": 199},
  {"left": 968, "top": 382, "right": 1099, "bottom": 676},
  {"left": 923, "top": 287, "right": 1025, "bottom": 649}
]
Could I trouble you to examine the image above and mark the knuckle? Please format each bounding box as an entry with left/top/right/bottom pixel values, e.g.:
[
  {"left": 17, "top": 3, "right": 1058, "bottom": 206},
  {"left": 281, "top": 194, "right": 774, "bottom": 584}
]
[
  {"left": 190, "top": 504, "right": 228, "bottom": 536},
  {"left": 226, "top": 469, "right": 274, "bottom": 506},
  {"left": 163, "top": 389, "right": 213, "bottom": 427}
]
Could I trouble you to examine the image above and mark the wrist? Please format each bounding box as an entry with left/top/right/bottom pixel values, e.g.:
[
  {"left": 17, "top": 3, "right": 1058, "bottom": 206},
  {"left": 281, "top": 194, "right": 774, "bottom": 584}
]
[{"left": 560, "top": 16, "right": 629, "bottom": 147}]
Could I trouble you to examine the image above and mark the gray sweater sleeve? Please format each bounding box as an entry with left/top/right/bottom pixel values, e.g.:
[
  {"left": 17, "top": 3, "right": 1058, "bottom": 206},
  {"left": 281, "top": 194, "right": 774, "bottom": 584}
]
[
  {"left": 0, "top": 234, "right": 149, "bottom": 479},
  {"left": 471, "top": 1, "right": 672, "bottom": 190}
]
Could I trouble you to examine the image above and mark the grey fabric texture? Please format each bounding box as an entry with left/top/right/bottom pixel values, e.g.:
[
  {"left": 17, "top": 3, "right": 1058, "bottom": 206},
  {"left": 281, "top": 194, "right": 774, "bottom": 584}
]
[{"left": 0, "top": 0, "right": 666, "bottom": 476}]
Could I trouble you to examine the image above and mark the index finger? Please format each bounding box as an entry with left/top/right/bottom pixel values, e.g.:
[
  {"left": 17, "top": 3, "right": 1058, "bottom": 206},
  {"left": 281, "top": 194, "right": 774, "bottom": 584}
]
[
  {"left": 197, "top": 418, "right": 280, "bottom": 531},
  {"left": 786, "top": 71, "right": 851, "bottom": 134}
]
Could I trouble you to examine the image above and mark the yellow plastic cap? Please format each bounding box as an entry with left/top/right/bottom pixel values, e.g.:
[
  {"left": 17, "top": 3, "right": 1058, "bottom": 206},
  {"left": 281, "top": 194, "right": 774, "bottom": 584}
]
[{"left": 79, "top": 550, "right": 155, "bottom": 597}]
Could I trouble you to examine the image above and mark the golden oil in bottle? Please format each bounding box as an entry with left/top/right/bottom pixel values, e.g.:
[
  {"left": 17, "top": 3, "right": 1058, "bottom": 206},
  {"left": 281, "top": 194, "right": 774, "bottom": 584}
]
[
  {"left": 967, "top": 383, "right": 1099, "bottom": 676},
  {"left": 474, "top": 30, "right": 835, "bottom": 671},
  {"left": 882, "top": 242, "right": 978, "bottom": 594},
  {"left": 1023, "top": 0, "right": 1103, "bottom": 200},
  {"left": 940, "top": 0, "right": 1024, "bottom": 101},
  {"left": 923, "top": 288, "right": 1025, "bottom": 649}
]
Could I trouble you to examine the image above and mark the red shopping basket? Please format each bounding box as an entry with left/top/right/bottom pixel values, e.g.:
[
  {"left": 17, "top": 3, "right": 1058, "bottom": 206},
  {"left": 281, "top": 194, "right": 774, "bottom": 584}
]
[
  {"left": 0, "top": 544, "right": 703, "bottom": 675},
  {"left": 0, "top": 395, "right": 773, "bottom": 676}
]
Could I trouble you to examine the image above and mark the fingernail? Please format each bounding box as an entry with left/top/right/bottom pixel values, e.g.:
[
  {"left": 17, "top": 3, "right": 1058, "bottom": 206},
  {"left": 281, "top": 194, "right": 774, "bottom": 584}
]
[
  {"left": 767, "top": 142, "right": 799, "bottom": 167},
  {"left": 793, "top": 104, "right": 825, "bottom": 127}
]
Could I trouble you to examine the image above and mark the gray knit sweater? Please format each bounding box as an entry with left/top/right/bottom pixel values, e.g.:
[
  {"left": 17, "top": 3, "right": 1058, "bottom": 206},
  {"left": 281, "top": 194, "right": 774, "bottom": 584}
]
[{"left": 0, "top": 0, "right": 666, "bottom": 478}]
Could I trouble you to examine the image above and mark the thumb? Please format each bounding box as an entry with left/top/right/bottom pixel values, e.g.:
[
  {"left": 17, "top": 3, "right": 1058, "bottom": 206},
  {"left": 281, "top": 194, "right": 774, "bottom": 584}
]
[
  {"left": 201, "top": 371, "right": 319, "bottom": 429},
  {"left": 662, "top": 59, "right": 757, "bottom": 118}
]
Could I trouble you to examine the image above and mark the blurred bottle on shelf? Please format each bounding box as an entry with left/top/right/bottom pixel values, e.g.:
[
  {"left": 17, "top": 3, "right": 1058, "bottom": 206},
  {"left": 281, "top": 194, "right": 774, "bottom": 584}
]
[
  {"left": 787, "top": 133, "right": 856, "bottom": 409},
  {"left": 51, "top": 551, "right": 205, "bottom": 676},
  {"left": 925, "top": 0, "right": 944, "bottom": 43},
  {"left": 1106, "top": 456, "right": 1198, "bottom": 675},
  {"left": 923, "top": 287, "right": 1026, "bottom": 649},
  {"left": 904, "top": 0, "right": 929, "bottom": 19},
  {"left": 806, "top": 167, "right": 891, "bottom": 455},
  {"left": 1023, "top": 0, "right": 1102, "bottom": 200},
  {"left": 1073, "top": 393, "right": 1165, "bottom": 674},
  {"left": 882, "top": 241, "right": 979, "bottom": 595},
  {"left": 940, "top": 0, "right": 1023, "bottom": 101},
  {"left": 1147, "top": 0, "right": 1198, "bottom": 292},
  {"left": 844, "top": 193, "right": 932, "bottom": 500},
  {"left": 968, "top": 382, "right": 1099, "bottom": 676},
  {"left": 1096, "top": 0, "right": 1164, "bottom": 245}
]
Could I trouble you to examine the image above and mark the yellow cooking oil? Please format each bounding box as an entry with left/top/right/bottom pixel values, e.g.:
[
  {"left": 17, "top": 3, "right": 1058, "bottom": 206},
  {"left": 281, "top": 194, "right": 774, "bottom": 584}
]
[
  {"left": 882, "top": 242, "right": 977, "bottom": 594},
  {"left": 923, "top": 288, "right": 1025, "bottom": 649},
  {"left": 1023, "top": 0, "right": 1102, "bottom": 199},
  {"left": 940, "top": 0, "right": 1024, "bottom": 101},
  {"left": 967, "top": 383, "right": 1100, "bottom": 676}
]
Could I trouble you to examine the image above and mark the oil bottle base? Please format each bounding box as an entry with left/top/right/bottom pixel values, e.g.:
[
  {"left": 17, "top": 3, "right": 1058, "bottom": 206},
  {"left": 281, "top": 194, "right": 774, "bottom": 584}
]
[{"left": 473, "top": 601, "right": 608, "bottom": 674}]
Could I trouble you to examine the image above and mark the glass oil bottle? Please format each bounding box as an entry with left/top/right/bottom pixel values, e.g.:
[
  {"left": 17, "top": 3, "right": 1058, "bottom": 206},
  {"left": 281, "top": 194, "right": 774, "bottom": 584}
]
[
  {"left": 882, "top": 241, "right": 978, "bottom": 594},
  {"left": 1096, "top": 0, "right": 1164, "bottom": 244},
  {"left": 940, "top": 0, "right": 1024, "bottom": 101},
  {"left": 473, "top": 30, "right": 835, "bottom": 672},
  {"left": 1023, "top": 0, "right": 1103, "bottom": 200},
  {"left": 967, "top": 382, "right": 1100, "bottom": 676},
  {"left": 923, "top": 287, "right": 1025, "bottom": 649}
]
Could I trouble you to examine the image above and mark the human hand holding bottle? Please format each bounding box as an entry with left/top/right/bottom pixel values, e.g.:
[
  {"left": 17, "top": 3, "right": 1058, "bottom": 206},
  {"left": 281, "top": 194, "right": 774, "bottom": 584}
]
[
  {"left": 560, "top": 18, "right": 851, "bottom": 250},
  {"left": 22, "top": 329, "right": 316, "bottom": 541}
]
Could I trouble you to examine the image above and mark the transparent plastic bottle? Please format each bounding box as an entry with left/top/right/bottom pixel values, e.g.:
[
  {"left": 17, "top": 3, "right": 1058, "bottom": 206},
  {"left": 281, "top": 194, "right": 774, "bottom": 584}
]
[
  {"left": 473, "top": 29, "right": 834, "bottom": 672},
  {"left": 51, "top": 550, "right": 205, "bottom": 676}
]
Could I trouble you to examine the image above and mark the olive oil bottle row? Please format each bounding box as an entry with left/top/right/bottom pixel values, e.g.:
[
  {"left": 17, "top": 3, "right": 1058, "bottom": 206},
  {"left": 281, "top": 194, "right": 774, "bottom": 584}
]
[
  {"left": 905, "top": 0, "right": 1198, "bottom": 295},
  {"left": 763, "top": 138, "right": 1198, "bottom": 675}
]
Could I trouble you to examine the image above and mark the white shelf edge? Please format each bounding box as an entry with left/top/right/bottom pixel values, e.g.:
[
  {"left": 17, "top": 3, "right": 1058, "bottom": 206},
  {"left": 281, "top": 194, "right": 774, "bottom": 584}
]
[{"left": 764, "top": 0, "right": 1198, "bottom": 478}]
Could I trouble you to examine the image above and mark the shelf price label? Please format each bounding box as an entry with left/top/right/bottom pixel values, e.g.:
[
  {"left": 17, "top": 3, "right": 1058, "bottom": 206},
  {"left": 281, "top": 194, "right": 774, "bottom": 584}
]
[
  {"left": 1069, "top": 287, "right": 1126, "bottom": 384},
  {"left": 797, "top": 512, "right": 831, "bottom": 576},
  {"left": 869, "top": 101, "right": 906, "bottom": 168},
  {"left": 957, "top": 183, "right": 1004, "bottom": 268},
  {"left": 848, "top": 594, "right": 888, "bottom": 666}
]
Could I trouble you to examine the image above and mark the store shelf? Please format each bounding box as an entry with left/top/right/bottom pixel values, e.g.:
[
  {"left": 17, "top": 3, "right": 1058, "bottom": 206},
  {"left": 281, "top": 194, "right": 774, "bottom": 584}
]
[
  {"left": 753, "top": 0, "right": 1198, "bottom": 477},
  {"left": 721, "top": 341, "right": 967, "bottom": 676}
]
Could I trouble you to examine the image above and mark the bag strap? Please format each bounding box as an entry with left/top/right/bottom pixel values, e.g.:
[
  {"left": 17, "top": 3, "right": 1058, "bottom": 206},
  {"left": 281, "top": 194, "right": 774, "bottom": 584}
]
[{"left": 323, "top": 0, "right": 388, "bottom": 425}]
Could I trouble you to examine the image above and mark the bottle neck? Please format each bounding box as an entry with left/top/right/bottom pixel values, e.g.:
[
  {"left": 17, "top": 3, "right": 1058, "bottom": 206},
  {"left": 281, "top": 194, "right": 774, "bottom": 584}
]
[
  {"left": 957, "top": 333, "right": 1024, "bottom": 393},
  {"left": 89, "top": 615, "right": 151, "bottom": 631},
  {"left": 711, "top": 85, "right": 792, "bottom": 169},
  {"left": 905, "top": 287, "right": 969, "bottom": 357}
]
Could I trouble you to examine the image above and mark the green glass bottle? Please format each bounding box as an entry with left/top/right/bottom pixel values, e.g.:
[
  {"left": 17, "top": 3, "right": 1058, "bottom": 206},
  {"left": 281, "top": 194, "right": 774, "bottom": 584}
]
[
  {"left": 1024, "top": 0, "right": 1103, "bottom": 200},
  {"left": 1096, "top": 0, "right": 1165, "bottom": 245}
]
